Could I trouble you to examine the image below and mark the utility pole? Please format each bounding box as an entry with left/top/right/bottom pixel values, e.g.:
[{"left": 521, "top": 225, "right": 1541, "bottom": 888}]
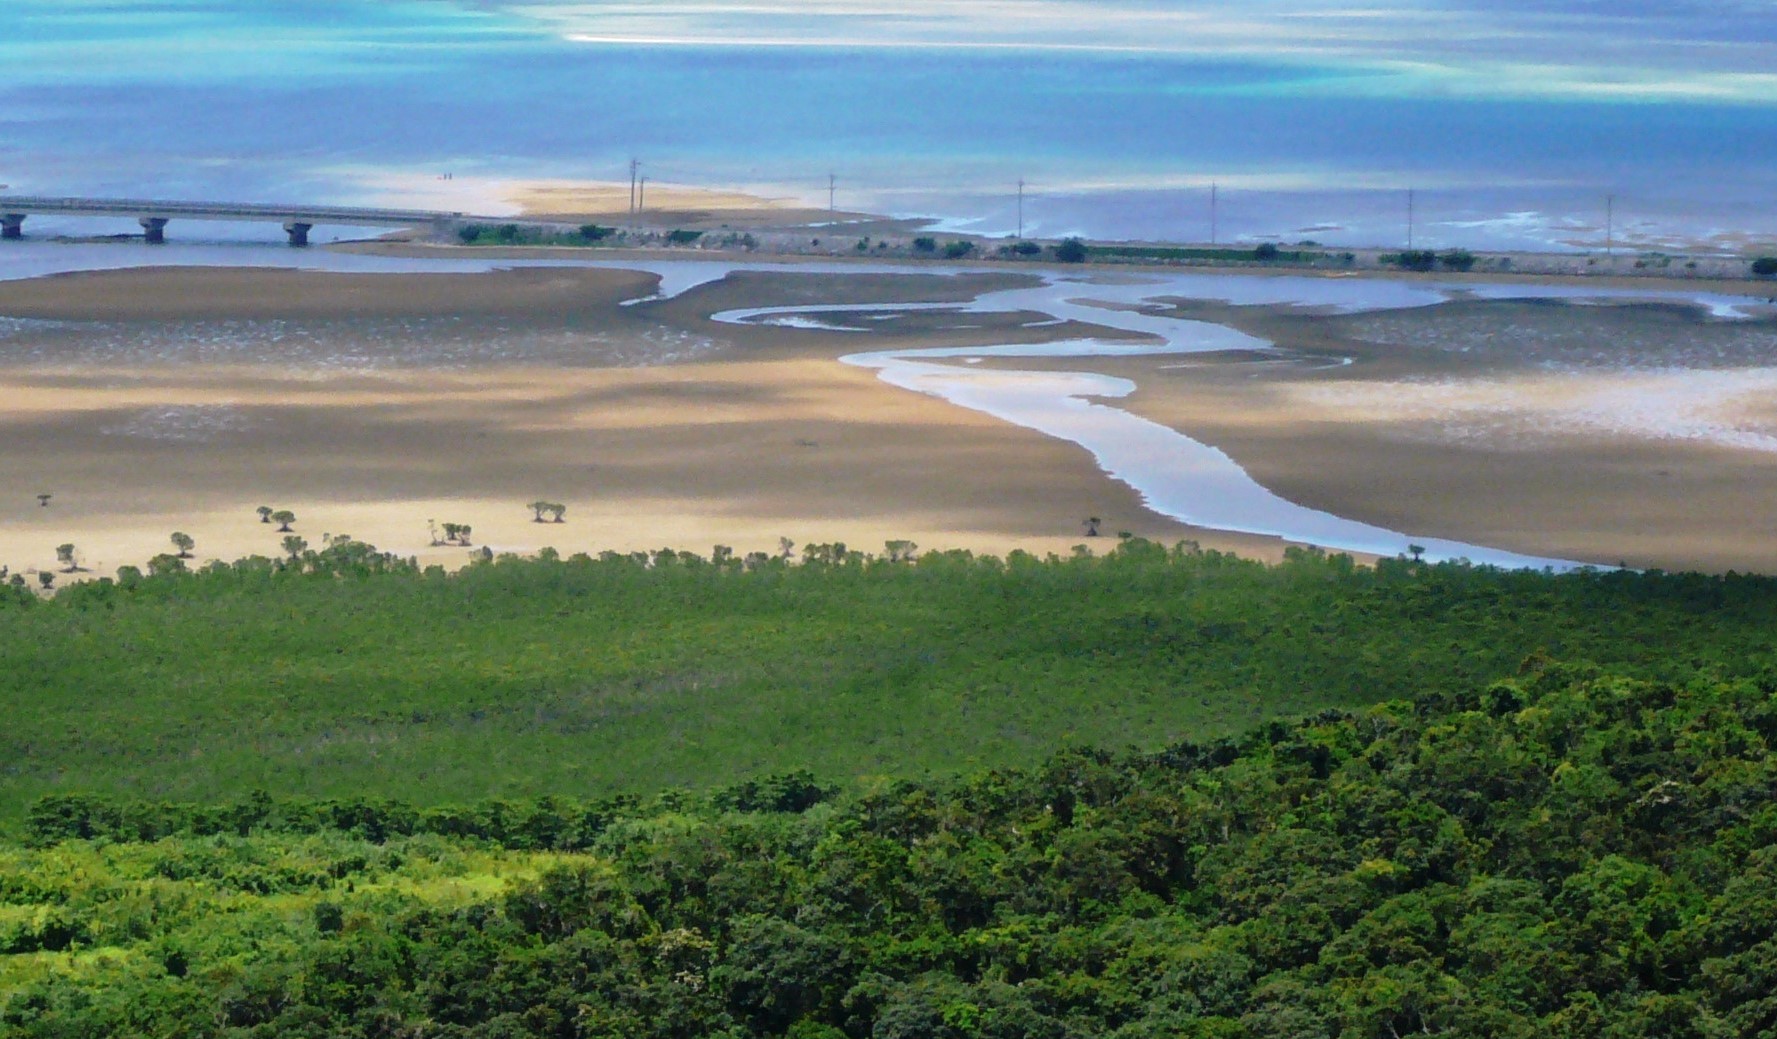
[
  {"left": 828, "top": 173, "right": 836, "bottom": 214},
  {"left": 1017, "top": 179, "right": 1025, "bottom": 238},
  {"left": 1407, "top": 188, "right": 1416, "bottom": 250},
  {"left": 1210, "top": 182, "right": 1218, "bottom": 245},
  {"left": 629, "top": 158, "right": 640, "bottom": 214},
  {"left": 1606, "top": 194, "right": 1615, "bottom": 257}
]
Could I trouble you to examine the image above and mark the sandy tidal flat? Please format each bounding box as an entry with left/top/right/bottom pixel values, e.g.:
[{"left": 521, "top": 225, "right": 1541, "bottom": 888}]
[
  {"left": 4, "top": 259, "right": 1777, "bottom": 579},
  {"left": 0, "top": 266, "right": 1239, "bottom": 580}
]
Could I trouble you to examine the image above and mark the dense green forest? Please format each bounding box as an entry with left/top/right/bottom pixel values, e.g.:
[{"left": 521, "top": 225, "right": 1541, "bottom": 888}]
[
  {"left": 5, "top": 538, "right": 1777, "bottom": 824},
  {"left": 6, "top": 660, "right": 1777, "bottom": 1036},
  {"left": 7, "top": 540, "right": 1777, "bottom": 1034}
]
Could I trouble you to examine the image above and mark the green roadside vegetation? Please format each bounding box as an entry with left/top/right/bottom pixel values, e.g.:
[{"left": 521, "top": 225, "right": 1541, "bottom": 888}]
[
  {"left": 8, "top": 539, "right": 1777, "bottom": 1034},
  {"left": 1087, "top": 244, "right": 1319, "bottom": 264}
]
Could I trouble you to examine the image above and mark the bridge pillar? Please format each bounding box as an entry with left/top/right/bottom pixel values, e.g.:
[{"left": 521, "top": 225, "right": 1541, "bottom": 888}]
[
  {"left": 283, "top": 221, "right": 313, "bottom": 247},
  {"left": 1, "top": 214, "right": 22, "bottom": 240},
  {"left": 138, "top": 217, "right": 168, "bottom": 244}
]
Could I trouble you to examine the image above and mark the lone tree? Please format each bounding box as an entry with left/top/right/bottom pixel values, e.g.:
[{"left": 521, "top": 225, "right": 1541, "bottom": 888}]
[
  {"left": 36, "top": 494, "right": 50, "bottom": 508},
  {"left": 545, "top": 502, "right": 566, "bottom": 523},
  {"left": 55, "top": 543, "right": 78, "bottom": 573},
  {"left": 270, "top": 510, "right": 296, "bottom": 532},
  {"left": 528, "top": 500, "right": 551, "bottom": 523},
  {"left": 281, "top": 535, "right": 308, "bottom": 560},
  {"left": 256, "top": 505, "right": 273, "bottom": 524},
  {"left": 38, "top": 571, "right": 55, "bottom": 590},
  {"left": 1083, "top": 516, "right": 1102, "bottom": 537},
  {"left": 170, "top": 531, "right": 195, "bottom": 559},
  {"left": 1408, "top": 543, "right": 1426, "bottom": 562}
]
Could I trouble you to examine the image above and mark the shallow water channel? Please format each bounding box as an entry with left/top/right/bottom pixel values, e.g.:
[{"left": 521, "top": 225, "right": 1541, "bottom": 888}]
[{"left": 4, "top": 242, "right": 1765, "bottom": 568}]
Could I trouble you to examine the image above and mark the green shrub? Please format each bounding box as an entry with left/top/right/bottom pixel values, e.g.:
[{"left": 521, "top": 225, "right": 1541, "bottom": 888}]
[
  {"left": 912, "top": 236, "right": 937, "bottom": 252},
  {"left": 1054, "top": 237, "right": 1088, "bottom": 263},
  {"left": 1387, "top": 249, "right": 1438, "bottom": 272},
  {"left": 1440, "top": 249, "right": 1477, "bottom": 272},
  {"left": 1753, "top": 256, "right": 1777, "bottom": 277},
  {"left": 942, "top": 240, "right": 975, "bottom": 259}
]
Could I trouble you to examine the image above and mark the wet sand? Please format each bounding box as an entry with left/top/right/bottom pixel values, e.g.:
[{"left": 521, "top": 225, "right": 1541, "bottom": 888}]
[
  {"left": 1088, "top": 300, "right": 1777, "bottom": 572},
  {"left": 0, "top": 265, "right": 1259, "bottom": 581},
  {"left": 3, "top": 261, "right": 1776, "bottom": 579}
]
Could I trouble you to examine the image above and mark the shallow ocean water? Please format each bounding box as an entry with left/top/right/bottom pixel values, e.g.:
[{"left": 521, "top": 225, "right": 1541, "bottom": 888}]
[{"left": 4, "top": 1, "right": 1776, "bottom": 250}]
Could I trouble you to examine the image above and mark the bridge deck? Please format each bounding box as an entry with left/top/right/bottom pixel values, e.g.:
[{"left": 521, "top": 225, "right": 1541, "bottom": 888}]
[{"left": 0, "top": 196, "right": 460, "bottom": 226}]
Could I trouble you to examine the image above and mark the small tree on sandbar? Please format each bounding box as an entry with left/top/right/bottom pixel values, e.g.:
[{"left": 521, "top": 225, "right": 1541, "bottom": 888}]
[
  {"left": 529, "top": 501, "right": 550, "bottom": 523},
  {"left": 256, "top": 505, "right": 273, "bottom": 524},
  {"left": 1083, "top": 516, "right": 1102, "bottom": 537},
  {"left": 55, "top": 544, "right": 79, "bottom": 573},
  {"left": 38, "top": 571, "right": 55, "bottom": 590},
  {"left": 170, "top": 532, "right": 195, "bottom": 559},
  {"left": 546, "top": 502, "right": 566, "bottom": 523},
  {"left": 271, "top": 510, "right": 296, "bottom": 532},
  {"left": 36, "top": 494, "right": 51, "bottom": 508}
]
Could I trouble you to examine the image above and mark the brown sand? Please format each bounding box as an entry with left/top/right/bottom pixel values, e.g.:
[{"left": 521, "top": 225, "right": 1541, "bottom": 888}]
[
  {"left": 1078, "top": 300, "right": 1777, "bottom": 572},
  {"left": 5, "top": 262, "right": 1777, "bottom": 581},
  {"left": 0, "top": 266, "right": 1287, "bottom": 582}
]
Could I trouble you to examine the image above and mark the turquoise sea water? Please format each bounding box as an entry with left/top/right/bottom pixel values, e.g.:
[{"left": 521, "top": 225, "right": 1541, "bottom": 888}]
[{"left": 3, "top": 0, "right": 1775, "bottom": 251}]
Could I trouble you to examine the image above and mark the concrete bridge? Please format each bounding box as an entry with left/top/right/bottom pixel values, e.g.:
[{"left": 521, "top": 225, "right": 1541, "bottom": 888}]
[{"left": 0, "top": 196, "right": 462, "bottom": 246}]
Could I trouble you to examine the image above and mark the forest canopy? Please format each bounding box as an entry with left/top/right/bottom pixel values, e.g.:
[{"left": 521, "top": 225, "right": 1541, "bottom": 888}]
[{"left": 5, "top": 540, "right": 1777, "bottom": 1034}]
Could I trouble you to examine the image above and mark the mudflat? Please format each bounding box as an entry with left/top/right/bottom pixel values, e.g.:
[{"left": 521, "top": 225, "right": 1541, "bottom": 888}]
[
  {"left": 2, "top": 259, "right": 1775, "bottom": 580},
  {"left": 0, "top": 264, "right": 1237, "bottom": 581}
]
